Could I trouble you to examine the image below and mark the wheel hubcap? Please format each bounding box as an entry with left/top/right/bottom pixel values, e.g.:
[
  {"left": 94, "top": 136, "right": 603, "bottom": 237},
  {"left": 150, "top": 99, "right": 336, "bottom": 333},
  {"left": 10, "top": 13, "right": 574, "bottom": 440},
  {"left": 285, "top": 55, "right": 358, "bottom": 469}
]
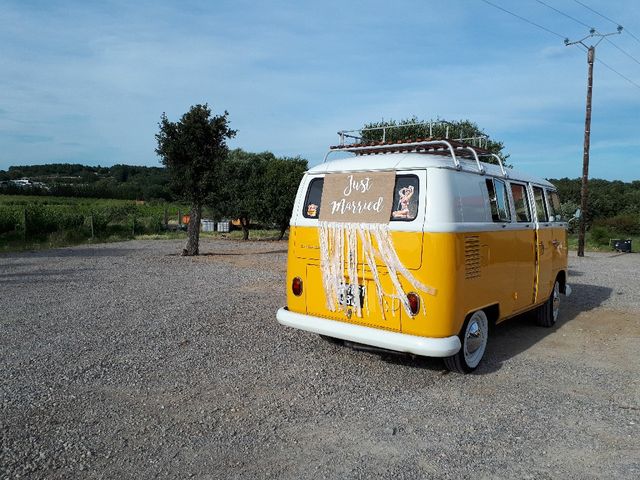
[
  {"left": 552, "top": 282, "right": 560, "bottom": 321},
  {"left": 466, "top": 321, "right": 483, "bottom": 354},
  {"left": 463, "top": 311, "right": 488, "bottom": 368}
]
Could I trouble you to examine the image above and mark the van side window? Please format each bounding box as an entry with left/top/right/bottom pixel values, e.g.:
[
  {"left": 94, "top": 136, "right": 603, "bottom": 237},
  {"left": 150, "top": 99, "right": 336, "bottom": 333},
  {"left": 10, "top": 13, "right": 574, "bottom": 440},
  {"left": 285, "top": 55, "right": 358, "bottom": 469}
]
[
  {"left": 547, "top": 190, "right": 563, "bottom": 222},
  {"left": 510, "top": 183, "right": 532, "bottom": 222},
  {"left": 303, "top": 178, "right": 324, "bottom": 218},
  {"left": 485, "top": 178, "right": 511, "bottom": 222},
  {"left": 391, "top": 175, "right": 419, "bottom": 221},
  {"left": 532, "top": 186, "right": 548, "bottom": 222}
]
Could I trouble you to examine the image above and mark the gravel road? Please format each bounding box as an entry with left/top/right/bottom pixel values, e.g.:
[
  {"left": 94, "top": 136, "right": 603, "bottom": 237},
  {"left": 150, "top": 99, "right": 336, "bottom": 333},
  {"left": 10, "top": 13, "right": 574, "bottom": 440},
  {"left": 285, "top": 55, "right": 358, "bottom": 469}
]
[{"left": 1, "top": 240, "right": 639, "bottom": 479}]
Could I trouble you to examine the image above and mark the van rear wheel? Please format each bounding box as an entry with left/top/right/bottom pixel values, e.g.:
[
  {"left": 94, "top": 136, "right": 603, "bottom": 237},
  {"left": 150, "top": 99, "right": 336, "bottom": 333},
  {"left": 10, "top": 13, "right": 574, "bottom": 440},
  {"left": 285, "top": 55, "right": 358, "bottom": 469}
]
[
  {"left": 536, "top": 280, "right": 560, "bottom": 328},
  {"left": 443, "top": 310, "right": 489, "bottom": 374}
]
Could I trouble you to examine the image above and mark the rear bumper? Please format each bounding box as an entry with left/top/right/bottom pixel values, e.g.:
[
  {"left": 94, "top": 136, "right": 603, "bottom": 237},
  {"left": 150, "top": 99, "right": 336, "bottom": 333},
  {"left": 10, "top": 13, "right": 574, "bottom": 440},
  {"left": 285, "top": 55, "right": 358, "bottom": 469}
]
[{"left": 276, "top": 307, "right": 461, "bottom": 358}]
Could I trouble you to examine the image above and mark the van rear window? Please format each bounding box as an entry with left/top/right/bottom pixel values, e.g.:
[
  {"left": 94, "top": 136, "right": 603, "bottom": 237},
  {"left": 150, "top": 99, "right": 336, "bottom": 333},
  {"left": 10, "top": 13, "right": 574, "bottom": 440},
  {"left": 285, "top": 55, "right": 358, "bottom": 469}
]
[
  {"left": 302, "top": 175, "right": 419, "bottom": 221},
  {"left": 303, "top": 178, "right": 323, "bottom": 218}
]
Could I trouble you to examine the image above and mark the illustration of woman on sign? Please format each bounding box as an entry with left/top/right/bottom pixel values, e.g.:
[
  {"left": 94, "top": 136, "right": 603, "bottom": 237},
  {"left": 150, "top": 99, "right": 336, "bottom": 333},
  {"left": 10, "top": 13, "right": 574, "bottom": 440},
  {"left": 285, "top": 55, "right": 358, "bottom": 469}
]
[{"left": 392, "top": 185, "right": 415, "bottom": 219}]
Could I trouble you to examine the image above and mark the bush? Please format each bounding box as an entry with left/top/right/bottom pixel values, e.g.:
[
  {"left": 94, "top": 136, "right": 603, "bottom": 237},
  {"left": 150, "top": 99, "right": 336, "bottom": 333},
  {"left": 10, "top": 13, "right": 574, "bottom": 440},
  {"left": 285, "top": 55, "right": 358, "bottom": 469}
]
[
  {"left": 594, "top": 214, "right": 640, "bottom": 236},
  {"left": 0, "top": 206, "right": 22, "bottom": 234},
  {"left": 589, "top": 226, "right": 612, "bottom": 246}
]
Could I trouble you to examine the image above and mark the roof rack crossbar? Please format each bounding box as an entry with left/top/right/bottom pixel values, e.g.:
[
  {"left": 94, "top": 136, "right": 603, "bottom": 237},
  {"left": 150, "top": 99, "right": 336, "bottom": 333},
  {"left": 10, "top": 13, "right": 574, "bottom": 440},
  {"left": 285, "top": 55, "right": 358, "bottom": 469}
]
[
  {"left": 325, "top": 140, "right": 461, "bottom": 170},
  {"left": 461, "top": 146, "right": 485, "bottom": 174},
  {"left": 477, "top": 153, "right": 508, "bottom": 178}
]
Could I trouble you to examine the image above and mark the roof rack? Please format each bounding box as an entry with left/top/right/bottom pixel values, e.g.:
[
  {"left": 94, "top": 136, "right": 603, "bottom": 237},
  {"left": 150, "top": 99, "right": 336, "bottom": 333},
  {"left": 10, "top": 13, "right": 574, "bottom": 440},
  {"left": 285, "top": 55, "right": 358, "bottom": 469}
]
[{"left": 324, "top": 122, "right": 506, "bottom": 177}]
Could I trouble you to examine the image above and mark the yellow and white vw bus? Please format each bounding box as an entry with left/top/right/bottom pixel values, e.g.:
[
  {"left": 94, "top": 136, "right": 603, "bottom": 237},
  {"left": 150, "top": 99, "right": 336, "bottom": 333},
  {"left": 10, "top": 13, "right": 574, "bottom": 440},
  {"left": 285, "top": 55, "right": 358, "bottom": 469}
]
[{"left": 276, "top": 130, "right": 570, "bottom": 373}]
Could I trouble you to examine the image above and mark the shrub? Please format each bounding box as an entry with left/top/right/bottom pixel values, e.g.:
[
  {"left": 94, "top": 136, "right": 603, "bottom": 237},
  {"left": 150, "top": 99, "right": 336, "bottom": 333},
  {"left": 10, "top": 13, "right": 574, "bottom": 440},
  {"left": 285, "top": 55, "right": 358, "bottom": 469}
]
[
  {"left": 589, "top": 226, "right": 612, "bottom": 246},
  {"left": 594, "top": 214, "right": 640, "bottom": 236}
]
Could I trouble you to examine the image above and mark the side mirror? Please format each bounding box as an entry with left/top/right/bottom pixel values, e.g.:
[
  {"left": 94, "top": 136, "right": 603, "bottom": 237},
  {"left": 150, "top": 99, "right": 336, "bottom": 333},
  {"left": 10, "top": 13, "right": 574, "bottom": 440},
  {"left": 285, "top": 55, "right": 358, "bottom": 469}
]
[{"left": 567, "top": 208, "right": 581, "bottom": 223}]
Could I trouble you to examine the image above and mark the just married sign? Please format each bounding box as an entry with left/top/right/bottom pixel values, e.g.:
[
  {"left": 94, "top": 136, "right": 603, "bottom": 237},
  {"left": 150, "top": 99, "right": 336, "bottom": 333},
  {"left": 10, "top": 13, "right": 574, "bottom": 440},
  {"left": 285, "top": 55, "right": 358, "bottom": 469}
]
[{"left": 319, "top": 172, "right": 395, "bottom": 224}]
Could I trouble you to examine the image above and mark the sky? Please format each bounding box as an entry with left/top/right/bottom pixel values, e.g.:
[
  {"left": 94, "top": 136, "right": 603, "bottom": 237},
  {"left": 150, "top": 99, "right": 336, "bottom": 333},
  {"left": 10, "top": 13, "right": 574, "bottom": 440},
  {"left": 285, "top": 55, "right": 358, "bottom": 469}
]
[{"left": 1, "top": 0, "right": 639, "bottom": 181}]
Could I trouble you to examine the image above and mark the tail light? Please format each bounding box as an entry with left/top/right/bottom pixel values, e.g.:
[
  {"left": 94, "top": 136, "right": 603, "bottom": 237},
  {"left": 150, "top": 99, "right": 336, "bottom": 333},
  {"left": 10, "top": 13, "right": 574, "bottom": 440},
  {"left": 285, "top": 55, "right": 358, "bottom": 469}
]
[
  {"left": 407, "top": 292, "right": 420, "bottom": 316},
  {"left": 292, "top": 277, "right": 303, "bottom": 296}
]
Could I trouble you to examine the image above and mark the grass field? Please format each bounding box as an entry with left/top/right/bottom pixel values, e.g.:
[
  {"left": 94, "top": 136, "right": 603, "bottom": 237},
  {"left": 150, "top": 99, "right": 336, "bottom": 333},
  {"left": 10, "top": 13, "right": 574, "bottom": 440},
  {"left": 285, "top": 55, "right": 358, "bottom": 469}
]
[
  {"left": 0, "top": 194, "right": 288, "bottom": 252},
  {"left": 0, "top": 195, "right": 191, "bottom": 252},
  {"left": 1, "top": 195, "right": 636, "bottom": 253},
  {"left": 567, "top": 233, "right": 638, "bottom": 253}
]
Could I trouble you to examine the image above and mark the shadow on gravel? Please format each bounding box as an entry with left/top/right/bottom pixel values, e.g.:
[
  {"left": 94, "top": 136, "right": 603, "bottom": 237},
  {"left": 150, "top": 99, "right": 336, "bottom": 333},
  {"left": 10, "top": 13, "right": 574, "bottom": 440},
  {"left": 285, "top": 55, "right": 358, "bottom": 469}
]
[
  {"left": 481, "top": 282, "right": 613, "bottom": 374},
  {"left": 336, "top": 282, "right": 613, "bottom": 375},
  {"left": 199, "top": 249, "right": 288, "bottom": 256},
  {"left": 0, "top": 268, "right": 93, "bottom": 284},
  {"left": 21, "top": 248, "right": 137, "bottom": 258}
]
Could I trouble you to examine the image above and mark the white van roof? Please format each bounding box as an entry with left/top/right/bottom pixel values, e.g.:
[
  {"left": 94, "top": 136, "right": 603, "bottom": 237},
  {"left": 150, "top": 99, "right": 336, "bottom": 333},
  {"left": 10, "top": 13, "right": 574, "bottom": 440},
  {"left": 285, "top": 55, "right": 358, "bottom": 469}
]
[{"left": 308, "top": 152, "right": 555, "bottom": 189}]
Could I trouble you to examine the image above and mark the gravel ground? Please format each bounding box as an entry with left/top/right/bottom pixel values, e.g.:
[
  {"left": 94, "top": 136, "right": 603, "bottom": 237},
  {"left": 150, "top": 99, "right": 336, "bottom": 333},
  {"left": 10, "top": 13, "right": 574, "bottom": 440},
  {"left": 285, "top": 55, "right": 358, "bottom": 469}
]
[{"left": 1, "top": 240, "right": 639, "bottom": 479}]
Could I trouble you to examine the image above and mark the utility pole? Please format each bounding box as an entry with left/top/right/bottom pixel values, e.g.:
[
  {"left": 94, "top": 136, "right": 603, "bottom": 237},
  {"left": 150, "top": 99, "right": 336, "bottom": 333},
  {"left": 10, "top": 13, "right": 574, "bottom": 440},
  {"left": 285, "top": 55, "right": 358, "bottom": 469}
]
[{"left": 565, "top": 26, "right": 622, "bottom": 257}]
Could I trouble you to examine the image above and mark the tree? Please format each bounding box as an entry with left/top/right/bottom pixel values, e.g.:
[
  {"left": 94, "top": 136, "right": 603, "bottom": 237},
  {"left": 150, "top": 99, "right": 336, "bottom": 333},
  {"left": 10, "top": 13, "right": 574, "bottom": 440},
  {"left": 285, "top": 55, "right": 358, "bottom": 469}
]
[
  {"left": 212, "top": 149, "right": 268, "bottom": 240},
  {"left": 156, "top": 104, "right": 236, "bottom": 255},
  {"left": 258, "top": 156, "right": 307, "bottom": 240},
  {"left": 210, "top": 150, "right": 307, "bottom": 241},
  {"left": 359, "top": 117, "right": 508, "bottom": 165}
]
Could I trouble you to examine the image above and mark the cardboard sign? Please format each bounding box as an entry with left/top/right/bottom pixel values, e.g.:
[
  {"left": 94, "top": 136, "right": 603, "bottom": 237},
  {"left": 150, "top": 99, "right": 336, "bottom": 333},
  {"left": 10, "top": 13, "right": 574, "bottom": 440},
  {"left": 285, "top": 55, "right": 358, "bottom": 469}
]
[{"left": 319, "top": 172, "right": 395, "bottom": 223}]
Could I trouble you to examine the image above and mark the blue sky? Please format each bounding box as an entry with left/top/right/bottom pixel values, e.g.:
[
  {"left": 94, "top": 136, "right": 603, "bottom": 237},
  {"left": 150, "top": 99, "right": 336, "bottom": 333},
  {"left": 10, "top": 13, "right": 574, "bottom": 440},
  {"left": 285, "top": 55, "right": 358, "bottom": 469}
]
[{"left": 1, "top": 0, "right": 639, "bottom": 180}]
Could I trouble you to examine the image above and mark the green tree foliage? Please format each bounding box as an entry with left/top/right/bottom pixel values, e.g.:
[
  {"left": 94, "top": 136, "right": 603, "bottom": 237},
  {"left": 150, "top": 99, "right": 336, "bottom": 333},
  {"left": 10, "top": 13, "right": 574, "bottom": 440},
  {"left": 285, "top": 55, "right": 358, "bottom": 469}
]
[
  {"left": 0, "top": 163, "right": 172, "bottom": 201},
  {"left": 359, "top": 117, "right": 508, "bottom": 165},
  {"left": 213, "top": 150, "right": 269, "bottom": 241},
  {"left": 550, "top": 177, "right": 640, "bottom": 235},
  {"left": 156, "top": 104, "right": 236, "bottom": 255},
  {"left": 211, "top": 149, "right": 307, "bottom": 240},
  {"left": 257, "top": 156, "right": 307, "bottom": 240}
]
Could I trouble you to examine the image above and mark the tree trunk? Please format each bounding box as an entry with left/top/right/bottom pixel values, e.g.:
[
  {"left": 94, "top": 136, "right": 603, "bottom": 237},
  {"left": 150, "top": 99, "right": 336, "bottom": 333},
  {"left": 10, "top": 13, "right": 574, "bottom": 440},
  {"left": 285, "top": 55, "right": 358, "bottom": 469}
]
[
  {"left": 278, "top": 223, "right": 287, "bottom": 241},
  {"left": 240, "top": 217, "right": 250, "bottom": 241},
  {"left": 182, "top": 204, "right": 201, "bottom": 256}
]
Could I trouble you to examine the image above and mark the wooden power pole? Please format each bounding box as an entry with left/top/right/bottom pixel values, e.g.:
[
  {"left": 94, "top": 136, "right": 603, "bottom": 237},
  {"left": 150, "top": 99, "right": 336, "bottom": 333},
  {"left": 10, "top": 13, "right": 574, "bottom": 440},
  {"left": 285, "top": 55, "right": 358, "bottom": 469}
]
[
  {"left": 578, "top": 46, "right": 595, "bottom": 257},
  {"left": 565, "top": 27, "right": 622, "bottom": 257}
]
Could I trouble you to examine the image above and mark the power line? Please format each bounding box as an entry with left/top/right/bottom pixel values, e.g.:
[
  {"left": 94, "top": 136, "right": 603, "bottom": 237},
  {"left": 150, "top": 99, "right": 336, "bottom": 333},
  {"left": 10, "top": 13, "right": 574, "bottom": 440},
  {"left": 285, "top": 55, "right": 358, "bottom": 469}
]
[
  {"left": 534, "top": 0, "right": 592, "bottom": 30},
  {"left": 575, "top": 40, "right": 640, "bottom": 91},
  {"left": 478, "top": 0, "right": 566, "bottom": 39},
  {"left": 596, "top": 57, "right": 640, "bottom": 90},
  {"left": 604, "top": 37, "right": 640, "bottom": 67},
  {"left": 573, "top": 0, "right": 617, "bottom": 26},
  {"left": 538, "top": 0, "right": 640, "bottom": 65},
  {"left": 573, "top": 0, "right": 640, "bottom": 46}
]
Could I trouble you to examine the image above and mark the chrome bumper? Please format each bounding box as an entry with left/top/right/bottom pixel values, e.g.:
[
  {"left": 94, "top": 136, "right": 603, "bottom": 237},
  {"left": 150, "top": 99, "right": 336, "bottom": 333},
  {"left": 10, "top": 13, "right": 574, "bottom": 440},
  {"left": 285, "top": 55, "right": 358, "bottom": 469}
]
[{"left": 276, "top": 307, "right": 461, "bottom": 358}]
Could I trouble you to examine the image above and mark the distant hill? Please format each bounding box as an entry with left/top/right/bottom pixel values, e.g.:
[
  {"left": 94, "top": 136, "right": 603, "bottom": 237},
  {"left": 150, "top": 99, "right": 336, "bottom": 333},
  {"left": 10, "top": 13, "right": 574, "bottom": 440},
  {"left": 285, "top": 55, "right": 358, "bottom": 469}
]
[{"left": 0, "top": 163, "right": 173, "bottom": 201}]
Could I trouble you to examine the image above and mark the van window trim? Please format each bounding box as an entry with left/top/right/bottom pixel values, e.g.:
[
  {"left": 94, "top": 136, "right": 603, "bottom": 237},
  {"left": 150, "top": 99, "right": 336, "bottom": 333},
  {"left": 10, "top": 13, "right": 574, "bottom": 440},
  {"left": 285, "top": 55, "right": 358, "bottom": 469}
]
[
  {"left": 390, "top": 174, "right": 421, "bottom": 223},
  {"left": 485, "top": 177, "right": 511, "bottom": 223},
  {"left": 302, "top": 177, "right": 324, "bottom": 219},
  {"left": 544, "top": 188, "right": 564, "bottom": 223},
  {"left": 531, "top": 185, "right": 549, "bottom": 223},
  {"left": 508, "top": 181, "right": 533, "bottom": 224},
  {"left": 300, "top": 173, "right": 421, "bottom": 223}
]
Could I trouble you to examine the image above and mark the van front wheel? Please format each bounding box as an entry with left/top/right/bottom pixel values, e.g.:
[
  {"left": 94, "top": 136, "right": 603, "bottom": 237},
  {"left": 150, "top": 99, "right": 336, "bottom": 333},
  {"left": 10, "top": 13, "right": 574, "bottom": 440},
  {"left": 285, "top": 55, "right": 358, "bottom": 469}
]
[
  {"left": 536, "top": 280, "right": 560, "bottom": 328},
  {"left": 443, "top": 310, "right": 489, "bottom": 374}
]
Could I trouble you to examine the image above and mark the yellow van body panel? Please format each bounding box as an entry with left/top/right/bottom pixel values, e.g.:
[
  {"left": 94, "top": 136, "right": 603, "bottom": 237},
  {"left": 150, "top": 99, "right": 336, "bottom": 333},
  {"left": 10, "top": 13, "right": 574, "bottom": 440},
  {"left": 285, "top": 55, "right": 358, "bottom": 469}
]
[{"left": 285, "top": 225, "right": 568, "bottom": 339}]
